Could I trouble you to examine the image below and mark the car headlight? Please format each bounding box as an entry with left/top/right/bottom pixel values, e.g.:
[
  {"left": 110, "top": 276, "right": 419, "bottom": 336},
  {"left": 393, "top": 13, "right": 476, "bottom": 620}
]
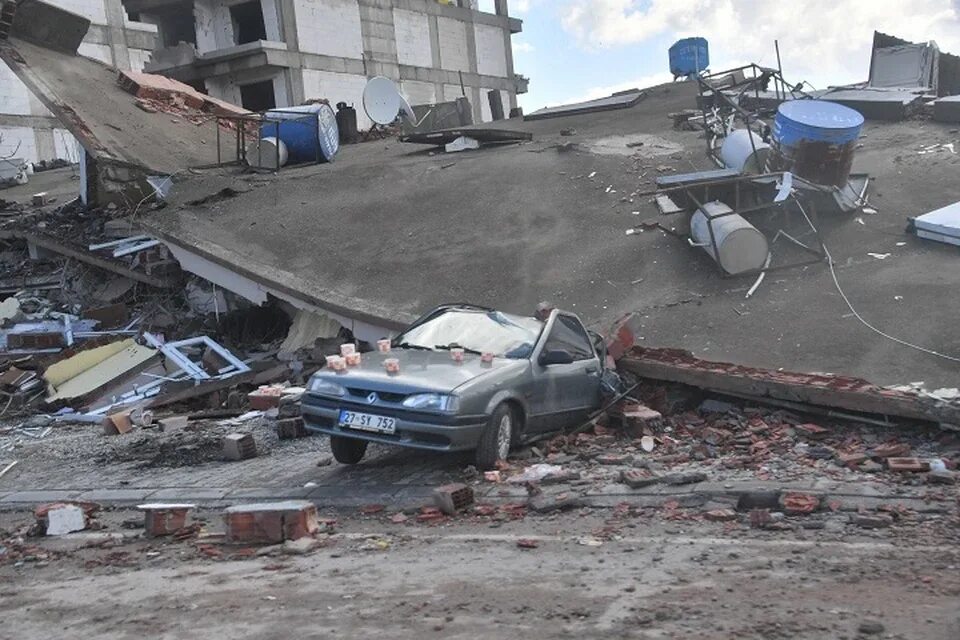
[
  {"left": 402, "top": 393, "right": 460, "bottom": 413},
  {"left": 308, "top": 378, "right": 346, "bottom": 397}
]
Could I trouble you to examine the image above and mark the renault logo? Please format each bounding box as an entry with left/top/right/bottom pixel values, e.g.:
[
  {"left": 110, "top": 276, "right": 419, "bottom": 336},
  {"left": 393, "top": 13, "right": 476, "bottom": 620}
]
[{"left": 367, "top": 392, "right": 378, "bottom": 404}]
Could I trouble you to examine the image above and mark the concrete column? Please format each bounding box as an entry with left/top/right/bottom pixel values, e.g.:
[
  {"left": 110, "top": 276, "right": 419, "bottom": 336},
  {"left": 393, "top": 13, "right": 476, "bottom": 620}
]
[
  {"left": 494, "top": 0, "right": 508, "bottom": 17},
  {"left": 277, "top": 0, "right": 304, "bottom": 103},
  {"left": 464, "top": 14, "right": 478, "bottom": 74},
  {"left": 102, "top": 0, "right": 131, "bottom": 70},
  {"left": 428, "top": 13, "right": 443, "bottom": 100},
  {"left": 501, "top": 25, "right": 517, "bottom": 109},
  {"left": 34, "top": 129, "right": 55, "bottom": 160}
]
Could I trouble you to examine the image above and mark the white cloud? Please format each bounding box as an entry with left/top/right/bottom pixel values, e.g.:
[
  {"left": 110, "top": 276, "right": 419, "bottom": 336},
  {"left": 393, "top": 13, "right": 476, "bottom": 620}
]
[
  {"left": 571, "top": 71, "right": 674, "bottom": 103},
  {"left": 513, "top": 40, "right": 535, "bottom": 53},
  {"left": 559, "top": 0, "right": 960, "bottom": 88}
]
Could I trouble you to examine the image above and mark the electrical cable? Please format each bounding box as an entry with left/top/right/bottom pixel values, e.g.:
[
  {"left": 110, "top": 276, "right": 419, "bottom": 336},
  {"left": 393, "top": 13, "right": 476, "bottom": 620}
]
[{"left": 793, "top": 200, "right": 960, "bottom": 365}]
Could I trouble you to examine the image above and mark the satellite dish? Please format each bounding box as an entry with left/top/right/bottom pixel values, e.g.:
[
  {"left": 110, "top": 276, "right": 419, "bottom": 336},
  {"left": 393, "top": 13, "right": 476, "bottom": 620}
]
[{"left": 363, "top": 76, "right": 403, "bottom": 125}]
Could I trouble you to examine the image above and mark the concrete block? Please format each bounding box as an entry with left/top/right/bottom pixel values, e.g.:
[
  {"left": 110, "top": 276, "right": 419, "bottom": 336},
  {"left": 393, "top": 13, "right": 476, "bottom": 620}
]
[
  {"left": 158, "top": 416, "right": 189, "bottom": 433},
  {"left": 222, "top": 433, "right": 257, "bottom": 461},
  {"left": 432, "top": 483, "right": 474, "bottom": 515},
  {"left": 276, "top": 417, "right": 307, "bottom": 440}
]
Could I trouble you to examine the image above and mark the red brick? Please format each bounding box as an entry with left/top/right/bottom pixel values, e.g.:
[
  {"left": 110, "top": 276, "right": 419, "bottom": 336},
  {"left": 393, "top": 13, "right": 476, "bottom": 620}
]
[
  {"left": 432, "top": 483, "right": 474, "bottom": 515},
  {"left": 886, "top": 457, "right": 930, "bottom": 473},
  {"left": 223, "top": 501, "right": 319, "bottom": 544},
  {"left": 871, "top": 443, "right": 911, "bottom": 459},
  {"left": 794, "top": 423, "right": 829, "bottom": 439},
  {"left": 704, "top": 508, "right": 738, "bottom": 522},
  {"left": 836, "top": 452, "right": 869, "bottom": 467},
  {"left": 780, "top": 492, "right": 821, "bottom": 514},
  {"left": 140, "top": 504, "right": 192, "bottom": 537}
]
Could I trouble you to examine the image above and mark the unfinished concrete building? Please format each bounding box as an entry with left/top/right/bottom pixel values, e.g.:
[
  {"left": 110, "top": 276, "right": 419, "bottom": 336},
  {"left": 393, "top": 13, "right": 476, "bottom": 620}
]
[
  {"left": 129, "top": 0, "right": 524, "bottom": 125},
  {"left": 0, "top": 0, "right": 524, "bottom": 165}
]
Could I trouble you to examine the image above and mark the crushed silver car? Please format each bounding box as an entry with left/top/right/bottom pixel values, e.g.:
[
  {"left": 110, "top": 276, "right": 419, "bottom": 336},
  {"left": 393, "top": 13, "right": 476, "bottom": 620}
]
[{"left": 302, "top": 304, "right": 604, "bottom": 469}]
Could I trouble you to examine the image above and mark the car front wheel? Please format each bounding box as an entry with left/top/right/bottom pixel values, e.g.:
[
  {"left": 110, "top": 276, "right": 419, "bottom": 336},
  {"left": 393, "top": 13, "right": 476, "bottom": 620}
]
[
  {"left": 476, "top": 403, "right": 514, "bottom": 470},
  {"left": 330, "top": 435, "right": 368, "bottom": 464}
]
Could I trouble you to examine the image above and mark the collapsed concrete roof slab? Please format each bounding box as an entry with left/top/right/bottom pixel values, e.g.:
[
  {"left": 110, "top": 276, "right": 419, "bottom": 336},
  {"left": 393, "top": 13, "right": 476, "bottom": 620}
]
[
  {"left": 0, "top": 37, "right": 228, "bottom": 175},
  {"left": 143, "top": 81, "right": 960, "bottom": 387}
]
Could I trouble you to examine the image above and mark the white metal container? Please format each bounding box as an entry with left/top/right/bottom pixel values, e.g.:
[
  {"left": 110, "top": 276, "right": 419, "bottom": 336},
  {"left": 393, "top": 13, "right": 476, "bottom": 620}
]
[
  {"left": 690, "top": 201, "right": 769, "bottom": 274},
  {"left": 245, "top": 136, "right": 288, "bottom": 170},
  {"left": 719, "top": 129, "right": 770, "bottom": 173}
]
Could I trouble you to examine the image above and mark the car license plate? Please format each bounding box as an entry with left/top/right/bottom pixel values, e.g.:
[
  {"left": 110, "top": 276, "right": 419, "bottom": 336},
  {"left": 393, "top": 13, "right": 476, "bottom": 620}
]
[{"left": 339, "top": 410, "right": 396, "bottom": 434}]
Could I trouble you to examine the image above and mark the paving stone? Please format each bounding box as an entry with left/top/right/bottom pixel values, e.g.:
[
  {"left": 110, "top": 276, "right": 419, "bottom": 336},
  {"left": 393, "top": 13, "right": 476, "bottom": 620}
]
[
  {"left": 851, "top": 513, "right": 894, "bottom": 529},
  {"left": 661, "top": 472, "right": 707, "bottom": 486},
  {"left": 76, "top": 489, "right": 156, "bottom": 502},
  {"left": 1, "top": 490, "right": 82, "bottom": 504},
  {"left": 148, "top": 488, "right": 231, "bottom": 501}
]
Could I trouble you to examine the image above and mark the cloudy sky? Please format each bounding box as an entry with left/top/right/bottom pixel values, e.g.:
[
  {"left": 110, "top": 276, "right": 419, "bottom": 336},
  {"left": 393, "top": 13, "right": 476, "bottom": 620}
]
[{"left": 478, "top": 0, "right": 960, "bottom": 111}]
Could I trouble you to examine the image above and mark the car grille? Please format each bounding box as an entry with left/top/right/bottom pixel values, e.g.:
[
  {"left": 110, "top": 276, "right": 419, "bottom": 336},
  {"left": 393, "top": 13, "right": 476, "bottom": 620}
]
[{"left": 345, "top": 387, "right": 408, "bottom": 404}]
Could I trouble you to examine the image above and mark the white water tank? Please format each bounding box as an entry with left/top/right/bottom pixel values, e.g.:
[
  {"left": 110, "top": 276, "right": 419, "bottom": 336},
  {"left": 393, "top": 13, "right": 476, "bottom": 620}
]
[
  {"left": 245, "top": 136, "right": 288, "bottom": 170},
  {"left": 720, "top": 129, "right": 770, "bottom": 173},
  {"left": 690, "top": 201, "right": 769, "bottom": 274}
]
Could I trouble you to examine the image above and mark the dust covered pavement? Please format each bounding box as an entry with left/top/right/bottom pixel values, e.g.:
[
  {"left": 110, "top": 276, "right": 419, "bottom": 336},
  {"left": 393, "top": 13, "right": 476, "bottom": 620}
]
[{"left": 1, "top": 503, "right": 959, "bottom": 640}]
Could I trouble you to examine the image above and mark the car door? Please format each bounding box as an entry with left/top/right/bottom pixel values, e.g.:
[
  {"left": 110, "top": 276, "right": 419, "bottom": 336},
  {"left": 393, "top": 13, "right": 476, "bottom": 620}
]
[{"left": 529, "top": 312, "right": 602, "bottom": 431}]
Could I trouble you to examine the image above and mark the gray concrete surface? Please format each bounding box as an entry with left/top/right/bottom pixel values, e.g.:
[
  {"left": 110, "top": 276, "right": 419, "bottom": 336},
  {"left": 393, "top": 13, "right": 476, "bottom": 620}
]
[
  {"left": 2, "top": 508, "right": 959, "bottom": 640},
  {"left": 0, "top": 166, "right": 80, "bottom": 205},
  {"left": 144, "top": 81, "right": 960, "bottom": 387}
]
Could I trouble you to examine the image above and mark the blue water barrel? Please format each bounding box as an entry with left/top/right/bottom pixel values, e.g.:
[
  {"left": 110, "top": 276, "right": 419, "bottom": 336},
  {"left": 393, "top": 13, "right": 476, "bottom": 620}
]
[
  {"left": 669, "top": 38, "right": 709, "bottom": 78},
  {"left": 770, "top": 100, "right": 864, "bottom": 187},
  {"left": 260, "top": 103, "right": 340, "bottom": 164}
]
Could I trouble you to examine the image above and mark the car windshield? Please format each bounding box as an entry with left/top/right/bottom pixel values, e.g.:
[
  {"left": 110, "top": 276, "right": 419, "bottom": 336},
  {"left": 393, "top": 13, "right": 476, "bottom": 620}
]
[{"left": 394, "top": 308, "right": 543, "bottom": 359}]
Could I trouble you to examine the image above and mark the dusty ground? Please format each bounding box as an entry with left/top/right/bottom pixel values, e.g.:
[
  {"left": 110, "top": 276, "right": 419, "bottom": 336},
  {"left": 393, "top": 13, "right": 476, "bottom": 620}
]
[{"left": 1, "top": 507, "right": 959, "bottom": 640}]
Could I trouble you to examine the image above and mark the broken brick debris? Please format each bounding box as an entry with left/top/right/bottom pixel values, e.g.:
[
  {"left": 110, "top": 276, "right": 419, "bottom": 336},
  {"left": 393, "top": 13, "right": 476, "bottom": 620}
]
[
  {"left": 618, "top": 347, "right": 960, "bottom": 426},
  {"left": 433, "top": 483, "right": 475, "bottom": 515},
  {"left": 223, "top": 501, "right": 319, "bottom": 544},
  {"left": 34, "top": 501, "right": 99, "bottom": 536},
  {"left": 222, "top": 433, "right": 257, "bottom": 461}
]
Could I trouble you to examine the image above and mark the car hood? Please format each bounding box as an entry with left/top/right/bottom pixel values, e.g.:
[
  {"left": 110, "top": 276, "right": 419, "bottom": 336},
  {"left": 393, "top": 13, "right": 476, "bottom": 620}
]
[{"left": 312, "top": 350, "right": 524, "bottom": 394}]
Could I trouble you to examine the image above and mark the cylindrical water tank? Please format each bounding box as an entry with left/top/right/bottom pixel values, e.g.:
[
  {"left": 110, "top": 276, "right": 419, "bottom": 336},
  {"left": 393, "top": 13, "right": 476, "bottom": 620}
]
[
  {"left": 260, "top": 103, "right": 340, "bottom": 164},
  {"left": 768, "top": 100, "right": 864, "bottom": 187},
  {"left": 690, "top": 201, "right": 769, "bottom": 275},
  {"left": 245, "top": 136, "right": 288, "bottom": 170},
  {"left": 720, "top": 129, "right": 770, "bottom": 173},
  {"left": 669, "top": 37, "right": 709, "bottom": 78}
]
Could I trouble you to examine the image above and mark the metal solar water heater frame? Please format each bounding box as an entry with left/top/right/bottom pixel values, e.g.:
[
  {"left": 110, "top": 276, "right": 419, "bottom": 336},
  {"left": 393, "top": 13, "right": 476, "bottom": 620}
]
[
  {"left": 648, "top": 172, "right": 829, "bottom": 278},
  {"left": 693, "top": 62, "right": 812, "bottom": 170}
]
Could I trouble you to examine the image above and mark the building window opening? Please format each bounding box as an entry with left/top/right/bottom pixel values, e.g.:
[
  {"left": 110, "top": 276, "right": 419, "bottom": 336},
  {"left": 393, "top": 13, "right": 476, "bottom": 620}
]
[
  {"left": 231, "top": 0, "right": 267, "bottom": 45},
  {"left": 239, "top": 80, "right": 276, "bottom": 112}
]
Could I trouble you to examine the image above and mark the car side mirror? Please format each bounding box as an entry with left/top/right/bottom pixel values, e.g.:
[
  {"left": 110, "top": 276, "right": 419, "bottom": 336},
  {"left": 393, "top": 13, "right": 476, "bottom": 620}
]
[{"left": 538, "top": 349, "right": 574, "bottom": 366}]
